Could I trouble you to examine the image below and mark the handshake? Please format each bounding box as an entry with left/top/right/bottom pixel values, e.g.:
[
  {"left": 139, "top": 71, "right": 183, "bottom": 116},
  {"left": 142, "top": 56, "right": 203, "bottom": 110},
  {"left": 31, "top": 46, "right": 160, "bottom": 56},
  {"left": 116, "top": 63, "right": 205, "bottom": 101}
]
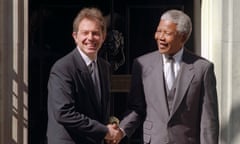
[{"left": 104, "top": 116, "right": 124, "bottom": 144}]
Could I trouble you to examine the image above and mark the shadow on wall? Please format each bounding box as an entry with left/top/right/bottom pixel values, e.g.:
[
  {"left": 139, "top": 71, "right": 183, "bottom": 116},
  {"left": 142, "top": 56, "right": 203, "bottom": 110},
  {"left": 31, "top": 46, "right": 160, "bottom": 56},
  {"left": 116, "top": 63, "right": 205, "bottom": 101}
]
[{"left": 220, "top": 105, "right": 240, "bottom": 144}]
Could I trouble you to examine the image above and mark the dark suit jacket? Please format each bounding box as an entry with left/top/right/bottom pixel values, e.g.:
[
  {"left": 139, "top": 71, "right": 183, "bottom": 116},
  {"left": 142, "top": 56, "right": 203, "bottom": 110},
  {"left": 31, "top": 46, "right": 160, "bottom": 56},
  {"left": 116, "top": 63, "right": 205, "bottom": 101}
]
[
  {"left": 47, "top": 48, "right": 111, "bottom": 144},
  {"left": 120, "top": 49, "right": 219, "bottom": 144}
]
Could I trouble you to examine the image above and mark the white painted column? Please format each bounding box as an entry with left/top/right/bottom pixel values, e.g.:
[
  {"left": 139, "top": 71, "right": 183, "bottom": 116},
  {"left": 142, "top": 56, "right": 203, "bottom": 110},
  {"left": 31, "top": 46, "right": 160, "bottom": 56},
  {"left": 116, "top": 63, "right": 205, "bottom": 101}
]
[
  {"left": 0, "top": 0, "right": 13, "bottom": 143},
  {"left": 0, "top": 0, "right": 28, "bottom": 144},
  {"left": 201, "top": 0, "right": 240, "bottom": 143}
]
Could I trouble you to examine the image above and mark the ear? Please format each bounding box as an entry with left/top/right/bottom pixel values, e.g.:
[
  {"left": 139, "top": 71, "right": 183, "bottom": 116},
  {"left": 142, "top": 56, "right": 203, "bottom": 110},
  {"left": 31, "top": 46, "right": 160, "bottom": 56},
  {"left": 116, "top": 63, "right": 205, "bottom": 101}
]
[
  {"left": 72, "top": 32, "right": 78, "bottom": 43},
  {"left": 181, "top": 33, "right": 188, "bottom": 43}
]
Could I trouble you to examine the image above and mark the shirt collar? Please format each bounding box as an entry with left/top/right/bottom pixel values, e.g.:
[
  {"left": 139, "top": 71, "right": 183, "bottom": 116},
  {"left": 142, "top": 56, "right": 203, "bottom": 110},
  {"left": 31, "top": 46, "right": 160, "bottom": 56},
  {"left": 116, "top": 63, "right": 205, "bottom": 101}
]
[
  {"left": 163, "top": 48, "right": 183, "bottom": 63},
  {"left": 77, "top": 47, "right": 97, "bottom": 66}
]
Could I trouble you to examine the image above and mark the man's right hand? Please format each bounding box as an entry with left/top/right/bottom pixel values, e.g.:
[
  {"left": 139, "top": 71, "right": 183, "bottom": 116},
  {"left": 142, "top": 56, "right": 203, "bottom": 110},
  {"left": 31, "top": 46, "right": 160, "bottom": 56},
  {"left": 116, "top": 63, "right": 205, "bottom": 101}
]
[{"left": 105, "top": 124, "right": 124, "bottom": 144}]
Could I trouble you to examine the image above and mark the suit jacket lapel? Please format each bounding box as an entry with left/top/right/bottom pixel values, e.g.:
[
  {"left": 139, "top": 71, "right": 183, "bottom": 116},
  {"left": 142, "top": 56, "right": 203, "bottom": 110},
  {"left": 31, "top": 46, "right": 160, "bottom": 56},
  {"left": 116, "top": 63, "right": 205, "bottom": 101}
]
[
  {"left": 169, "top": 50, "right": 194, "bottom": 120},
  {"left": 144, "top": 52, "right": 170, "bottom": 121},
  {"left": 97, "top": 59, "right": 110, "bottom": 120},
  {"left": 73, "top": 49, "right": 102, "bottom": 116}
]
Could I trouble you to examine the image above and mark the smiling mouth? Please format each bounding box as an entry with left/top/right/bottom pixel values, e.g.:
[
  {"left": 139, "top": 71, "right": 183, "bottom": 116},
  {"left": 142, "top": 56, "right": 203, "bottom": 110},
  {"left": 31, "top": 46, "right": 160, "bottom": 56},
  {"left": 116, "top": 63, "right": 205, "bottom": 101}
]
[
  {"left": 86, "top": 43, "right": 97, "bottom": 48},
  {"left": 159, "top": 43, "right": 168, "bottom": 48},
  {"left": 86, "top": 42, "right": 96, "bottom": 46}
]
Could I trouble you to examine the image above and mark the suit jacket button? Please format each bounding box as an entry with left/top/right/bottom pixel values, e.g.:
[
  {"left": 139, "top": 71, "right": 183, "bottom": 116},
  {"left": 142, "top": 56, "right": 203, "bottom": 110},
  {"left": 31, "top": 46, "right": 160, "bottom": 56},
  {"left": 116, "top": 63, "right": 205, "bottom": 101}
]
[{"left": 164, "top": 137, "right": 169, "bottom": 143}]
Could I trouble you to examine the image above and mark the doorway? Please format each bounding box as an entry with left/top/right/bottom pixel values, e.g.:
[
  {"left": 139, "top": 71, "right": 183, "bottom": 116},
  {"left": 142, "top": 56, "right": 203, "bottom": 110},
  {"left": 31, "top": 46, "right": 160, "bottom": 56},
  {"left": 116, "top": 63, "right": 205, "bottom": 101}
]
[{"left": 28, "top": 0, "right": 193, "bottom": 143}]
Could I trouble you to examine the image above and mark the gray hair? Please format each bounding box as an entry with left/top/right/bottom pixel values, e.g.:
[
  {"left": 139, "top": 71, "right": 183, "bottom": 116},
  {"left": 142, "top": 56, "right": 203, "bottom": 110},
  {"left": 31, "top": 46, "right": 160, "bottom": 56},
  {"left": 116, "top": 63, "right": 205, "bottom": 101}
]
[{"left": 161, "top": 9, "right": 192, "bottom": 42}]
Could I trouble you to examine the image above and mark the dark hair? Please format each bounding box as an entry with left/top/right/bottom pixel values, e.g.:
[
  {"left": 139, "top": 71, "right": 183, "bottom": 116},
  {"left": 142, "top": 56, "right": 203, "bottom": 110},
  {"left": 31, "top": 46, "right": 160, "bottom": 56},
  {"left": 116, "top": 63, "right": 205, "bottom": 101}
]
[{"left": 73, "top": 7, "right": 106, "bottom": 34}]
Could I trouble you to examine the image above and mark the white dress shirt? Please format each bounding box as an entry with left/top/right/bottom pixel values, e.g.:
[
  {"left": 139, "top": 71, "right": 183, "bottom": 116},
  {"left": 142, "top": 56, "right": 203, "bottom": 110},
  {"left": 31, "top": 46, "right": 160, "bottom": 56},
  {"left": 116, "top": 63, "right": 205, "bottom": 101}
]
[{"left": 162, "top": 48, "right": 183, "bottom": 86}]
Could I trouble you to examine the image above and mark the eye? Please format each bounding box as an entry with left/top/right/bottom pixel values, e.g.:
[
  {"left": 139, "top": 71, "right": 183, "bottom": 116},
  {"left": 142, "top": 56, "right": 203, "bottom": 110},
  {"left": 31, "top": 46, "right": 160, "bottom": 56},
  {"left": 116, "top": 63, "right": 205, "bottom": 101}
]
[
  {"left": 79, "top": 31, "right": 89, "bottom": 36},
  {"left": 155, "top": 31, "right": 162, "bottom": 35},
  {"left": 155, "top": 30, "right": 175, "bottom": 37},
  {"left": 165, "top": 32, "right": 172, "bottom": 36},
  {"left": 92, "top": 31, "right": 101, "bottom": 37}
]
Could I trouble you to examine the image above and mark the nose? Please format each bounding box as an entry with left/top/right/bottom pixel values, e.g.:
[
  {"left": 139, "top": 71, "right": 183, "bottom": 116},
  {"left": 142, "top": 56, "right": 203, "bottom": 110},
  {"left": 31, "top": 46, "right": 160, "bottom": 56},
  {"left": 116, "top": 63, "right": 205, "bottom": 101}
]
[
  {"left": 87, "top": 32, "right": 94, "bottom": 40},
  {"left": 155, "top": 32, "right": 164, "bottom": 40}
]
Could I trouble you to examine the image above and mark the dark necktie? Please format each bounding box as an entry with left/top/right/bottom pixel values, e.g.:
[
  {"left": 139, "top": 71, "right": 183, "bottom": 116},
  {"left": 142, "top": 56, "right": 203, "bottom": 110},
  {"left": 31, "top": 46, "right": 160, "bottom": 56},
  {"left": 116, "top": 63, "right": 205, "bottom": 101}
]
[{"left": 89, "top": 61, "right": 101, "bottom": 104}]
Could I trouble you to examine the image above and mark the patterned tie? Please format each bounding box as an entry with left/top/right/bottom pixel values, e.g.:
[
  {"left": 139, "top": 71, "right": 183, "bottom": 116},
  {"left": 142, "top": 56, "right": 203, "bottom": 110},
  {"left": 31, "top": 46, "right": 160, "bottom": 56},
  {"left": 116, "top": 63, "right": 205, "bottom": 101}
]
[
  {"left": 166, "top": 56, "right": 175, "bottom": 90},
  {"left": 89, "top": 61, "right": 101, "bottom": 104}
]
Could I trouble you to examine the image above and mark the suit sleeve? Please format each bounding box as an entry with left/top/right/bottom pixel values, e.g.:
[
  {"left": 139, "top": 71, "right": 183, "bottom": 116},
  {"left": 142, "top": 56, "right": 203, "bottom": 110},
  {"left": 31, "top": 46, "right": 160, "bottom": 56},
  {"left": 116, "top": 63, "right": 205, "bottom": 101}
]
[
  {"left": 200, "top": 63, "right": 219, "bottom": 144},
  {"left": 47, "top": 63, "right": 108, "bottom": 140},
  {"left": 119, "top": 59, "right": 146, "bottom": 137}
]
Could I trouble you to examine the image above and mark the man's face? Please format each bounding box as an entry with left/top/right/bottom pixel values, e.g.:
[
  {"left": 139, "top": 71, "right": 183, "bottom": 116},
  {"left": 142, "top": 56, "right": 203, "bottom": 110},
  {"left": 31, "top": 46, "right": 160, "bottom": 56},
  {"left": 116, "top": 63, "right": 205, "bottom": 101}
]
[
  {"left": 154, "top": 19, "right": 185, "bottom": 55},
  {"left": 72, "top": 18, "right": 105, "bottom": 59}
]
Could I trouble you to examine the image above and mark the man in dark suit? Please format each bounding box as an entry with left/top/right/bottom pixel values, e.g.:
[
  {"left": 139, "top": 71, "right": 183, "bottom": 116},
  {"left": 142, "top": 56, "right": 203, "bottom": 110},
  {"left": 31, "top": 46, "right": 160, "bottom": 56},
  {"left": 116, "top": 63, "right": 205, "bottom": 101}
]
[
  {"left": 118, "top": 9, "right": 219, "bottom": 144},
  {"left": 47, "top": 7, "right": 121, "bottom": 144}
]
